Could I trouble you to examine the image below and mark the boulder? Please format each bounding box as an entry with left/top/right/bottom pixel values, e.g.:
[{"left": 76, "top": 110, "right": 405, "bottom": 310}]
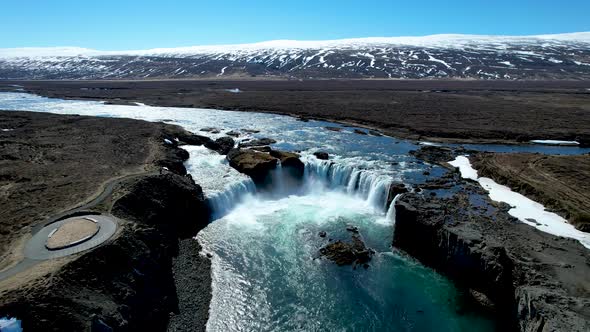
[
  {"left": 200, "top": 127, "right": 220, "bottom": 134},
  {"left": 325, "top": 126, "right": 342, "bottom": 132},
  {"left": 226, "top": 130, "right": 240, "bottom": 137},
  {"left": 205, "top": 136, "right": 235, "bottom": 155},
  {"left": 249, "top": 146, "right": 272, "bottom": 152},
  {"left": 241, "top": 129, "right": 260, "bottom": 134},
  {"left": 238, "top": 138, "right": 277, "bottom": 148},
  {"left": 226, "top": 149, "right": 278, "bottom": 184},
  {"left": 353, "top": 129, "right": 368, "bottom": 135},
  {"left": 313, "top": 151, "right": 329, "bottom": 160},
  {"left": 174, "top": 132, "right": 212, "bottom": 146},
  {"left": 369, "top": 130, "right": 383, "bottom": 137},
  {"left": 269, "top": 150, "right": 304, "bottom": 179},
  {"left": 319, "top": 233, "right": 374, "bottom": 267}
]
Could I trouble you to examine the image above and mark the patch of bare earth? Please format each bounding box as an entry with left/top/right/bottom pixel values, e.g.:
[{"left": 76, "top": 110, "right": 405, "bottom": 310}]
[
  {"left": 46, "top": 219, "right": 99, "bottom": 249},
  {"left": 472, "top": 153, "right": 590, "bottom": 231}
]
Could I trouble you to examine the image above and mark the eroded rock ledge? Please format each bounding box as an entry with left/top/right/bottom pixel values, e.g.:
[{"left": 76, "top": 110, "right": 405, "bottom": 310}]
[
  {"left": 227, "top": 148, "right": 305, "bottom": 185},
  {"left": 393, "top": 191, "right": 590, "bottom": 331},
  {"left": 0, "top": 124, "right": 213, "bottom": 331}
]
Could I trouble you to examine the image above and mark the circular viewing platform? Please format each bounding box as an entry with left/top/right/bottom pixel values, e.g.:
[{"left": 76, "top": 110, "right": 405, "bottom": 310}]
[
  {"left": 24, "top": 214, "right": 117, "bottom": 260},
  {"left": 45, "top": 217, "right": 100, "bottom": 250}
]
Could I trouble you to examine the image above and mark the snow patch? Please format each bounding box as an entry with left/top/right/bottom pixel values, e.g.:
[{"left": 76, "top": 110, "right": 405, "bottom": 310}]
[
  {"left": 1, "top": 32, "right": 589, "bottom": 58},
  {"left": 448, "top": 156, "right": 478, "bottom": 181},
  {"left": 418, "top": 141, "right": 442, "bottom": 147},
  {"left": 449, "top": 156, "right": 590, "bottom": 249},
  {"left": 530, "top": 140, "right": 579, "bottom": 145},
  {"left": 217, "top": 66, "right": 228, "bottom": 76}
]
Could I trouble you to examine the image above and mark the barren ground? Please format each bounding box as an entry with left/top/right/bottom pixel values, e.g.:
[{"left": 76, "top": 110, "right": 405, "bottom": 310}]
[
  {"left": 0, "top": 111, "right": 170, "bottom": 270},
  {"left": 3, "top": 79, "right": 589, "bottom": 144},
  {"left": 472, "top": 153, "right": 590, "bottom": 231}
]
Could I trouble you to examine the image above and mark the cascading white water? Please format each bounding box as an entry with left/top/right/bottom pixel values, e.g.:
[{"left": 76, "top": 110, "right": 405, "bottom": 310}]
[
  {"left": 385, "top": 194, "right": 401, "bottom": 223},
  {"left": 303, "top": 158, "right": 392, "bottom": 211},
  {"left": 207, "top": 179, "right": 256, "bottom": 219},
  {"left": 182, "top": 145, "right": 257, "bottom": 219}
]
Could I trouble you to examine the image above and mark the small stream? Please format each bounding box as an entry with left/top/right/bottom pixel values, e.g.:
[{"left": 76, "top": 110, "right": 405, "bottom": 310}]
[{"left": 1, "top": 92, "right": 588, "bottom": 331}]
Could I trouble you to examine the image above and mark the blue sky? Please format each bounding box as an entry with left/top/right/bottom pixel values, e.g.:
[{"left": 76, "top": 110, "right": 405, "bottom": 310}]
[{"left": 2, "top": 0, "right": 589, "bottom": 50}]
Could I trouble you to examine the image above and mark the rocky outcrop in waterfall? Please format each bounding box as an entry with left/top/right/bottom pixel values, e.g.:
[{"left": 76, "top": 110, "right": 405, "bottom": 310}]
[
  {"left": 319, "top": 231, "right": 374, "bottom": 268},
  {"left": 393, "top": 190, "right": 590, "bottom": 331},
  {"left": 269, "top": 150, "right": 305, "bottom": 178},
  {"left": 227, "top": 148, "right": 279, "bottom": 183},
  {"left": 313, "top": 151, "right": 330, "bottom": 160},
  {"left": 204, "top": 136, "right": 235, "bottom": 155},
  {"left": 226, "top": 148, "right": 305, "bottom": 185}
]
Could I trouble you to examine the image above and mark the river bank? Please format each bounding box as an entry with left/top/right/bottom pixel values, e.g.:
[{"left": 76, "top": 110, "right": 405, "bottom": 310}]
[
  {"left": 1, "top": 79, "right": 589, "bottom": 145},
  {"left": 0, "top": 111, "right": 213, "bottom": 331},
  {"left": 471, "top": 153, "right": 590, "bottom": 231},
  {"left": 397, "top": 146, "right": 590, "bottom": 331}
]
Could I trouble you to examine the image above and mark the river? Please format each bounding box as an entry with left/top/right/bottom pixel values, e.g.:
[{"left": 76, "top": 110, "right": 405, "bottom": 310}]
[{"left": 2, "top": 92, "right": 588, "bottom": 331}]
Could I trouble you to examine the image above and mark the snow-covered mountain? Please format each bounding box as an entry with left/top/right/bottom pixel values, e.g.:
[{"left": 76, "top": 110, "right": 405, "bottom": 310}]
[{"left": 1, "top": 33, "right": 589, "bottom": 80}]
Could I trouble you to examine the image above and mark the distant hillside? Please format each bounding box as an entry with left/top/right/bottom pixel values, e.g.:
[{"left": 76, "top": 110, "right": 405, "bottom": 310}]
[{"left": 1, "top": 33, "right": 589, "bottom": 80}]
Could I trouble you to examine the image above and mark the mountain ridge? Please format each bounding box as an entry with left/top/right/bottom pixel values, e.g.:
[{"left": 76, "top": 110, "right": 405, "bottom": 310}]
[{"left": 1, "top": 32, "right": 589, "bottom": 80}]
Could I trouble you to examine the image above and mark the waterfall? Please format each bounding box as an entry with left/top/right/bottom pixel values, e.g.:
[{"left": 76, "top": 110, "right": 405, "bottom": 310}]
[
  {"left": 207, "top": 178, "right": 256, "bottom": 219},
  {"left": 206, "top": 156, "right": 396, "bottom": 220},
  {"left": 385, "top": 194, "right": 401, "bottom": 223},
  {"left": 304, "top": 158, "right": 392, "bottom": 211}
]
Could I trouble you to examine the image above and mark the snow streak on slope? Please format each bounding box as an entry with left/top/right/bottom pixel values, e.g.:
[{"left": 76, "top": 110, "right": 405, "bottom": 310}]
[{"left": 1, "top": 33, "right": 590, "bottom": 80}]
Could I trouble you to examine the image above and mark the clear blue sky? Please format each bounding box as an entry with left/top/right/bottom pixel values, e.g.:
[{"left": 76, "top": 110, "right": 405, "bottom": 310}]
[{"left": 2, "top": 0, "right": 589, "bottom": 50}]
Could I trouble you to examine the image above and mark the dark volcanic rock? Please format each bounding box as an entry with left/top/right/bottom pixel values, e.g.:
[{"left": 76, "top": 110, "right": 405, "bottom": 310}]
[
  {"left": 353, "top": 129, "right": 368, "bottom": 135},
  {"left": 200, "top": 127, "right": 220, "bottom": 134},
  {"left": 238, "top": 137, "right": 277, "bottom": 148},
  {"left": 174, "top": 132, "right": 212, "bottom": 146},
  {"left": 313, "top": 151, "right": 330, "bottom": 160},
  {"left": 249, "top": 146, "right": 272, "bottom": 153},
  {"left": 269, "top": 150, "right": 305, "bottom": 179},
  {"left": 226, "top": 130, "right": 240, "bottom": 137},
  {"left": 325, "top": 126, "right": 342, "bottom": 132},
  {"left": 167, "top": 239, "right": 212, "bottom": 332},
  {"left": 156, "top": 143, "right": 193, "bottom": 175},
  {"left": 0, "top": 173, "right": 211, "bottom": 332},
  {"left": 227, "top": 148, "right": 278, "bottom": 184},
  {"left": 204, "top": 136, "right": 235, "bottom": 155},
  {"left": 386, "top": 182, "right": 408, "bottom": 207},
  {"left": 241, "top": 129, "right": 260, "bottom": 134},
  {"left": 393, "top": 192, "right": 590, "bottom": 331},
  {"left": 319, "top": 233, "right": 374, "bottom": 267},
  {"left": 369, "top": 130, "right": 383, "bottom": 136},
  {"left": 112, "top": 173, "right": 209, "bottom": 238},
  {"left": 410, "top": 146, "right": 456, "bottom": 166}
]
